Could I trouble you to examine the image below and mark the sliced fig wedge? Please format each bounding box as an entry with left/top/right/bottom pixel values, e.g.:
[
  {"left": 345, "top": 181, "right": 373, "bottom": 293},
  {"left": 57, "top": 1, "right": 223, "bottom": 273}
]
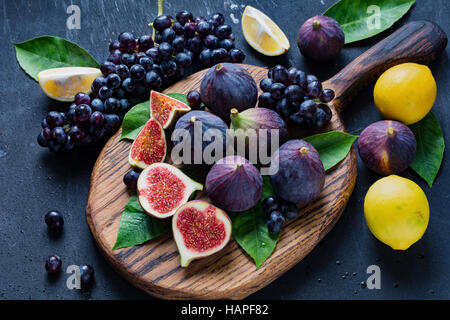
[
  {"left": 150, "top": 90, "right": 191, "bottom": 129},
  {"left": 128, "top": 117, "right": 167, "bottom": 169},
  {"left": 137, "top": 163, "right": 203, "bottom": 219},
  {"left": 172, "top": 200, "right": 232, "bottom": 267}
]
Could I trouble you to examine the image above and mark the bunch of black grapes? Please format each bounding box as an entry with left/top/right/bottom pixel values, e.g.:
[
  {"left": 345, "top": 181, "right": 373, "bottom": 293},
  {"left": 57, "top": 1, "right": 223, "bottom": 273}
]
[
  {"left": 258, "top": 65, "right": 335, "bottom": 130},
  {"left": 38, "top": 11, "right": 245, "bottom": 153}
]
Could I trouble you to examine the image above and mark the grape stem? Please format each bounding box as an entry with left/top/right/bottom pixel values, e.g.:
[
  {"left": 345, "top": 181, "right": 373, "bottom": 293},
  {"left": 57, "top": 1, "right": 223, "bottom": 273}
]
[{"left": 150, "top": 0, "right": 164, "bottom": 39}]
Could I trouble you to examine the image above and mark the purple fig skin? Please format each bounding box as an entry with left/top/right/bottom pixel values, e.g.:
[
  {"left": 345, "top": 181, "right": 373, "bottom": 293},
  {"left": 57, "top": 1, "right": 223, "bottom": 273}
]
[
  {"left": 269, "top": 140, "right": 325, "bottom": 205},
  {"left": 297, "top": 16, "right": 345, "bottom": 62},
  {"left": 200, "top": 63, "right": 258, "bottom": 121},
  {"left": 358, "top": 120, "right": 416, "bottom": 175},
  {"left": 206, "top": 155, "right": 263, "bottom": 212}
]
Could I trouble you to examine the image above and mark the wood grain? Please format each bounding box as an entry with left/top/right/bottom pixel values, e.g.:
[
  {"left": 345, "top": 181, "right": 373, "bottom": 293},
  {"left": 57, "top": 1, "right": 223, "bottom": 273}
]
[{"left": 86, "top": 21, "right": 447, "bottom": 300}]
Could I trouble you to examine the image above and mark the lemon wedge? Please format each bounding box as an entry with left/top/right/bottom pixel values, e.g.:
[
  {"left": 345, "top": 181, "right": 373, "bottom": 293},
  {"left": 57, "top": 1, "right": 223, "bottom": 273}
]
[
  {"left": 241, "top": 6, "right": 290, "bottom": 56},
  {"left": 38, "top": 67, "right": 102, "bottom": 102}
]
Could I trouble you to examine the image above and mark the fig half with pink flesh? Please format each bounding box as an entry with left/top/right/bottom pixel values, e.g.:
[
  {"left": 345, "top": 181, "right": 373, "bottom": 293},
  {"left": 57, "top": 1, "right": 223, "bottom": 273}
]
[
  {"left": 172, "top": 200, "right": 232, "bottom": 267},
  {"left": 358, "top": 120, "right": 416, "bottom": 175},
  {"left": 206, "top": 155, "right": 263, "bottom": 212},
  {"left": 137, "top": 163, "right": 203, "bottom": 219},
  {"left": 150, "top": 90, "right": 191, "bottom": 129},
  {"left": 128, "top": 117, "right": 167, "bottom": 169}
]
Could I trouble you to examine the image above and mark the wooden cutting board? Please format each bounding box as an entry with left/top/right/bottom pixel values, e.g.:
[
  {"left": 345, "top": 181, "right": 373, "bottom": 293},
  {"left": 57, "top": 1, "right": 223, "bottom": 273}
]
[{"left": 86, "top": 21, "right": 447, "bottom": 300}]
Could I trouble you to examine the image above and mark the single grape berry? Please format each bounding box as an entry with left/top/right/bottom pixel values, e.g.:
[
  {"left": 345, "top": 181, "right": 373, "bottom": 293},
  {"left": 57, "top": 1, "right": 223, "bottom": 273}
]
[
  {"left": 74, "top": 92, "right": 91, "bottom": 106},
  {"left": 90, "top": 111, "right": 104, "bottom": 128},
  {"left": 270, "top": 82, "right": 286, "bottom": 100},
  {"left": 299, "top": 99, "right": 317, "bottom": 118},
  {"left": 258, "top": 92, "right": 277, "bottom": 109},
  {"left": 280, "top": 202, "right": 298, "bottom": 220},
  {"left": 262, "top": 196, "right": 280, "bottom": 216},
  {"left": 228, "top": 48, "right": 245, "bottom": 63},
  {"left": 219, "top": 38, "right": 234, "bottom": 50},
  {"left": 276, "top": 98, "right": 291, "bottom": 118},
  {"left": 104, "top": 114, "right": 121, "bottom": 131},
  {"left": 175, "top": 52, "right": 192, "bottom": 67},
  {"left": 212, "top": 48, "right": 228, "bottom": 64},
  {"left": 306, "top": 81, "right": 323, "bottom": 99},
  {"left": 130, "top": 64, "right": 146, "bottom": 81},
  {"left": 139, "top": 57, "right": 154, "bottom": 71},
  {"left": 153, "top": 15, "right": 172, "bottom": 32},
  {"left": 138, "top": 35, "right": 154, "bottom": 52},
  {"left": 122, "top": 78, "right": 135, "bottom": 93},
  {"left": 209, "top": 12, "right": 225, "bottom": 27},
  {"left": 109, "top": 40, "right": 120, "bottom": 52},
  {"left": 186, "top": 36, "right": 202, "bottom": 54},
  {"left": 161, "top": 60, "right": 178, "bottom": 77},
  {"left": 98, "top": 86, "right": 113, "bottom": 100},
  {"left": 37, "top": 132, "right": 48, "bottom": 147},
  {"left": 91, "top": 98, "right": 105, "bottom": 112},
  {"left": 198, "top": 49, "right": 212, "bottom": 66},
  {"left": 75, "top": 104, "right": 92, "bottom": 122},
  {"left": 161, "top": 27, "right": 176, "bottom": 43},
  {"left": 289, "top": 112, "right": 313, "bottom": 128},
  {"left": 285, "top": 85, "right": 304, "bottom": 103},
  {"left": 120, "top": 53, "right": 136, "bottom": 66},
  {"left": 320, "top": 89, "right": 335, "bottom": 103},
  {"left": 79, "top": 264, "right": 95, "bottom": 287},
  {"left": 158, "top": 42, "right": 173, "bottom": 60},
  {"left": 106, "top": 73, "right": 122, "bottom": 89},
  {"left": 146, "top": 47, "right": 161, "bottom": 64},
  {"left": 144, "top": 71, "right": 162, "bottom": 89},
  {"left": 52, "top": 127, "right": 67, "bottom": 144},
  {"left": 172, "top": 22, "right": 184, "bottom": 35},
  {"left": 307, "top": 74, "right": 319, "bottom": 83},
  {"left": 187, "top": 90, "right": 202, "bottom": 108},
  {"left": 104, "top": 97, "right": 120, "bottom": 113},
  {"left": 42, "top": 127, "right": 52, "bottom": 140},
  {"left": 119, "top": 99, "right": 131, "bottom": 112},
  {"left": 215, "top": 24, "right": 232, "bottom": 39},
  {"left": 68, "top": 125, "right": 85, "bottom": 142},
  {"left": 115, "top": 64, "right": 130, "bottom": 79},
  {"left": 267, "top": 211, "right": 285, "bottom": 234},
  {"left": 91, "top": 76, "right": 107, "bottom": 93},
  {"left": 260, "top": 78, "right": 273, "bottom": 92},
  {"left": 196, "top": 21, "right": 213, "bottom": 37},
  {"left": 100, "top": 61, "right": 116, "bottom": 76},
  {"left": 176, "top": 10, "right": 193, "bottom": 25},
  {"left": 172, "top": 36, "right": 185, "bottom": 52},
  {"left": 271, "top": 65, "right": 289, "bottom": 84},
  {"left": 123, "top": 169, "right": 141, "bottom": 189},
  {"left": 45, "top": 255, "right": 62, "bottom": 274},
  {"left": 293, "top": 70, "right": 307, "bottom": 88},
  {"left": 44, "top": 210, "right": 64, "bottom": 233},
  {"left": 46, "top": 111, "right": 65, "bottom": 128},
  {"left": 118, "top": 32, "right": 135, "bottom": 51},
  {"left": 204, "top": 35, "right": 219, "bottom": 49},
  {"left": 183, "top": 22, "right": 197, "bottom": 38}
]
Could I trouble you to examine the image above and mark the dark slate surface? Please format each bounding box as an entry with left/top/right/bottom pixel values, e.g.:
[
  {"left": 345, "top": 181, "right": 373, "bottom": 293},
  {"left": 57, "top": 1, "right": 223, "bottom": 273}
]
[{"left": 0, "top": 0, "right": 449, "bottom": 300}]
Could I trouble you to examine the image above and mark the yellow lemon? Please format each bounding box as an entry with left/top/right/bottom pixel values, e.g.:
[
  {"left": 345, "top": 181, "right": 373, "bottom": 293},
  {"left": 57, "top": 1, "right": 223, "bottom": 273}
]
[
  {"left": 374, "top": 63, "right": 436, "bottom": 125},
  {"left": 38, "top": 67, "right": 102, "bottom": 102},
  {"left": 364, "top": 175, "right": 429, "bottom": 250},
  {"left": 241, "top": 6, "right": 289, "bottom": 56}
]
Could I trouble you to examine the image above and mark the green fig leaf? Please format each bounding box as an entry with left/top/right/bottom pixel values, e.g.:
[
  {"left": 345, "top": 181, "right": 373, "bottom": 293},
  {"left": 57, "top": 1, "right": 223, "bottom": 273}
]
[
  {"left": 113, "top": 195, "right": 171, "bottom": 250},
  {"left": 120, "top": 93, "right": 187, "bottom": 141},
  {"left": 13, "top": 36, "right": 99, "bottom": 81},
  {"left": 304, "top": 131, "right": 358, "bottom": 171},
  {"left": 324, "top": 0, "right": 416, "bottom": 44},
  {"left": 229, "top": 176, "right": 279, "bottom": 269},
  {"left": 409, "top": 112, "right": 445, "bottom": 187}
]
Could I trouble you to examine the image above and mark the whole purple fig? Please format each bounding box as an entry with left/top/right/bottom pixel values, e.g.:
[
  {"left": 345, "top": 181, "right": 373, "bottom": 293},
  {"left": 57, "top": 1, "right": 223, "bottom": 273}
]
[
  {"left": 297, "top": 16, "right": 344, "bottom": 62},
  {"left": 200, "top": 63, "right": 258, "bottom": 121},
  {"left": 206, "top": 155, "right": 263, "bottom": 212},
  {"left": 270, "top": 140, "right": 325, "bottom": 205},
  {"left": 230, "top": 107, "right": 288, "bottom": 159},
  {"left": 358, "top": 120, "right": 416, "bottom": 175}
]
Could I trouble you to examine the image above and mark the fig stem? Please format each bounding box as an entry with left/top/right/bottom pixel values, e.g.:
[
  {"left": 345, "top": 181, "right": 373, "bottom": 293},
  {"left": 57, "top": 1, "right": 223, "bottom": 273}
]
[
  {"left": 387, "top": 127, "right": 395, "bottom": 135},
  {"left": 230, "top": 108, "right": 239, "bottom": 118},
  {"left": 216, "top": 64, "right": 224, "bottom": 71},
  {"left": 190, "top": 116, "right": 197, "bottom": 123},
  {"left": 299, "top": 147, "right": 309, "bottom": 154},
  {"left": 313, "top": 20, "right": 321, "bottom": 30}
]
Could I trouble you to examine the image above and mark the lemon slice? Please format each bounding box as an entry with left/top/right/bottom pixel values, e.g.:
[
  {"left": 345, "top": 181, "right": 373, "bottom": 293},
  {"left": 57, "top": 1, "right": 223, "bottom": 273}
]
[
  {"left": 38, "top": 67, "right": 102, "bottom": 102},
  {"left": 242, "top": 6, "right": 290, "bottom": 56}
]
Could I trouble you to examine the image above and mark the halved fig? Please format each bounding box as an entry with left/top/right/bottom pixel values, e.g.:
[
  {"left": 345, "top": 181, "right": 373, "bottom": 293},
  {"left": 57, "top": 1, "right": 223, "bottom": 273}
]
[
  {"left": 150, "top": 90, "right": 191, "bottom": 129},
  {"left": 137, "top": 163, "right": 203, "bottom": 219},
  {"left": 128, "top": 117, "right": 167, "bottom": 169},
  {"left": 172, "top": 200, "right": 232, "bottom": 267}
]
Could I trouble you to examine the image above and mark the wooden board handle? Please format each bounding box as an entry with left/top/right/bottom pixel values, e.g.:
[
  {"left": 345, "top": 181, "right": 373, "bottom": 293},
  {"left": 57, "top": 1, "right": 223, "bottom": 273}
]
[{"left": 327, "top": 21, "right": 448, "bottom": 113}]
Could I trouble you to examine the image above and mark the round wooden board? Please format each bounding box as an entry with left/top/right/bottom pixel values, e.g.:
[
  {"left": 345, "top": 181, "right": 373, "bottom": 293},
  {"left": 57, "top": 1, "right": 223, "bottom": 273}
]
[{"left": 86, "top": 64, "right": 357, "bottom": 300}]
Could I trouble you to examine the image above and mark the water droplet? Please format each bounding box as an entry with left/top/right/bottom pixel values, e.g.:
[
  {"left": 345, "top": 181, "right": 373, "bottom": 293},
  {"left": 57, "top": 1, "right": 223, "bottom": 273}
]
[
  {"left": 393, "top": 283, "right": 399, "bottom": 288},
  {"left": 361, "top": 281, "right": 367, "bottom": 288},
  {"left": 341, "top": 275, "right": 346, "bottom": 279},
  {"left": 317, "top": 278, "right": 322, "bottom": 283},
  {"left": 336, "top": 260, "right": 341, "bottom": 265}
]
